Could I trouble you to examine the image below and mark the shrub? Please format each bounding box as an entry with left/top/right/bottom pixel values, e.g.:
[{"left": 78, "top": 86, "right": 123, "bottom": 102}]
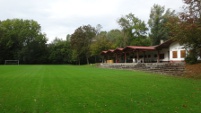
[{"left": 185, "top": 52, "right": 198, "bottom": 64}]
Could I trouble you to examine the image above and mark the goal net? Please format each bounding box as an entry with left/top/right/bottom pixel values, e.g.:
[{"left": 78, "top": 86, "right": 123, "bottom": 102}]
[{"left": 5, "top": 60, "right": 19, "bottom": 65}]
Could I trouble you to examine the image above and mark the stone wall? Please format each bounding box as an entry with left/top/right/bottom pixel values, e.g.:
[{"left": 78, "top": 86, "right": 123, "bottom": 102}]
[{"left": 99, "top": 63, "right": 185, "bottom": 76}]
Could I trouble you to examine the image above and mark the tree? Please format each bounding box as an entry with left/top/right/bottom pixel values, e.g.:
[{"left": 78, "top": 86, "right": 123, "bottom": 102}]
[
  {"left": 117, "top": 13, "right": 149, "bottom": 46},
  {"left": 0, "top": 19, "right": 48, "bottom": 64},
  {"left": 90, "top": 31, "right": 114, "bottom": 62},
  {"left": 182, "top": 0, "right": 201, "bottom": 21},
  {"left": 0, "top": 20, "right": 4, "bottom": 63},
  {"left": 148, "top": 4, "right": 176, "bottom": 45},
  {"left": 90, "top": 31, "right": 107, "bottom": 63},
  {"left": 66, "top": 34, "right": 71, "bottom": 42},
  {"left": 167, "top": 0, "right": 201, "bottom": 63},
  {"left": 21, "top": 33, "right": 48, "bottom": 64},
  {"left": 95, "top": 24, "right": 103, "bottom": 35},
  {"left": 70, "top": 25, "right": 96, "bottom": 65},
  {"left": 48, "top": 38, "right": 72, "bottom": 64},
  {"left": 107, "top": 29, "right": 124, "bottom": 48}
]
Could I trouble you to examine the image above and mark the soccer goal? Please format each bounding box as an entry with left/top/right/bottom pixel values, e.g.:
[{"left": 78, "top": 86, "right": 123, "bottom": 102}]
[{"left": 5, "top": 60, "right": 19, "bottom": 65}]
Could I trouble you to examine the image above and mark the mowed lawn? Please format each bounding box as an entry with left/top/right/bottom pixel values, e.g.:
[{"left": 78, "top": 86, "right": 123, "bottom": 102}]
[{"left": 0, "top": 65, "right": 201, "bottom": 113}]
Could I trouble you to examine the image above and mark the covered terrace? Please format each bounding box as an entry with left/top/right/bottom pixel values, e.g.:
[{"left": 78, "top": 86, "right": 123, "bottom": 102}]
[
  {"left": 100, "top": 40, "right": 174, "bottom": 63},
  {"left": 100, "top": 50, "right": 115, "bottom": 63},
  {"left": 123, "top": 46, "right": 156, "bottom": 63}
]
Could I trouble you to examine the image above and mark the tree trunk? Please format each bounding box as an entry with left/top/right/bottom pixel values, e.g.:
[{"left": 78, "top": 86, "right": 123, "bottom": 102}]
[
  {"left": 87, "top": 57, "right": 89, "bottom": 65},
  {"left": 78, "top": 58, "right": 80, "bottom": 65},
  {"left": 94, "top": 56, "right": 97, "bottom": 63}
]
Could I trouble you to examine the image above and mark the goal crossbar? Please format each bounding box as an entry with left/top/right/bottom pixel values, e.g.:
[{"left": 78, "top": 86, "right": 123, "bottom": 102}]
[{"left": 5, "top": 60, "right": 19, "bottom": 65}]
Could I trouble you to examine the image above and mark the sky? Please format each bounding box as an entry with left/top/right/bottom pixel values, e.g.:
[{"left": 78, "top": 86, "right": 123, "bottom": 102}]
[{"left": 0, "top": 0, "right": 184, "bottom": 43}]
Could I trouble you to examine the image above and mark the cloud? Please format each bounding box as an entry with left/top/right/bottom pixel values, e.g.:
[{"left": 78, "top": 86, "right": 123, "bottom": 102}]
[
  {"left": 0, "top": 0, "right": 184, "bottom": 43},
  {"left": 48, "top": 0, "right": 119, "bottom": 17}
]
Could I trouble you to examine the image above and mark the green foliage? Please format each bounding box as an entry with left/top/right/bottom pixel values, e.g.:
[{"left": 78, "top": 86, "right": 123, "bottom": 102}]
[
  {"left": 167, "top": 1, "right": 201, "bottom": 63},
  {"left": 106, "top": 29, "right": 124, "bottom": 47},
  {"left": 0, "top": 19, "right": 47, "bottom": 64},
  {"left": 66, "top": 34, "right": 71, "bottom": 41},
  {"left": 90, "top": 31, "right": 110, "bottom": 56},
  {"left": 117, "top": 13, "right": 149, "bottom": 46},
  {"left": 48, "top": 38, "right": 72, "bottom": 64},
  {"left": 90, "top": 30, "right": 124, "bottom": 63},
  {"left": 185, "top": 52, "right": 198, "bottom": 64},
  {"left": 71, "top": 25, "right": 96, "bottom": 64},
  {"left": 130, "top": 37, "right": 151, "bottom": 46},
  {"left": 181, "top": 0, "right": 201, "bottom": 59},
  {"left": 0, "top": 65, "right": 201, "bottom": 112},
  {"left": 148, "top": 4, "right": 176, "bottom": 45}
]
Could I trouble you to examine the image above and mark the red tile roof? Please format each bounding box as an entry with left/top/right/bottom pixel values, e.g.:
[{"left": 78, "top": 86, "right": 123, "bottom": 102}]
[
  {"left": 155, "top": 40, "right": 174, "bottom": 49},
  {"left": 100, "top": 39, "right": 175, "bottom": 55},
  {"left": 123, "top": 46, "right": 156, "bottom": 51},
  {"left": 113, "top": 48, "right": 124, "bottom": 53},
  {"left": 106, "top": 50, "right": 114, "bottom": 53},
  {"left": 100, "top": 51, "right": 108, "bottom": 55}
]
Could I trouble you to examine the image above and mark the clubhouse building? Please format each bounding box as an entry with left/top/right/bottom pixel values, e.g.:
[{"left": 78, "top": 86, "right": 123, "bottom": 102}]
[{"left": 100, "top": 40, "right": 189, "bottom": 64}]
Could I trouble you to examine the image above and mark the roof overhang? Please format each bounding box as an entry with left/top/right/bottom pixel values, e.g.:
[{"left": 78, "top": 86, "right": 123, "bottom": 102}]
[
  {"left": 100, "top": 51, "right": 108, "bottom": 55},
  {"left": 113, "top": 48, "right": 124, "bottom": 54},
  {"left": 123, "top": 46, "right": 156, "bottom": 52},
  {"left": 155, "top": 40, "right": 175, "bottom": 50}
]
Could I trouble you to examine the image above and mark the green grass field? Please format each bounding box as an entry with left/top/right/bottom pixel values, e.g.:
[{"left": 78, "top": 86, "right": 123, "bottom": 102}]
[{"left": 0, "top": 65, "right": 201, "bottom": 113}]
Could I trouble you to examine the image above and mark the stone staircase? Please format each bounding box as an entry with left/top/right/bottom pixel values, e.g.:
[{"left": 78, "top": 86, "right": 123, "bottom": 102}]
[
  {"left": 142, "top": 63, "right": 185, "bottom": 75},
  {"left": 100, "top": 63, "right": 185, "bottom": 76}
]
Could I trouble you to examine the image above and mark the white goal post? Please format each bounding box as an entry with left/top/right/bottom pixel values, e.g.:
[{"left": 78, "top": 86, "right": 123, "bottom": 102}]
[{"left": 5, "top": 60, "right": 19, "bottom": 65}]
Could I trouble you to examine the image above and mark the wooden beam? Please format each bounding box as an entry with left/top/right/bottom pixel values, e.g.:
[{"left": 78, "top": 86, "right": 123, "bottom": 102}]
[
  {"left": 124, "top": 52, "right": 127, "bottom": 63},
  {"left": 116, "top": 54, "right": 118, "bottom": 63},
  {"left": 157, "top": 50, "right": 160, "bottom": 63},
  {"left": 137, "top": 50, "right": 139, "bottom": 62},
  {"left": 143, "top": 51, "right": 145, "bottom": 63}
]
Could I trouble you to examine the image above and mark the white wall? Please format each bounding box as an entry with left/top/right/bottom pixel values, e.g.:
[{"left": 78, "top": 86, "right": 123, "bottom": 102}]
[
  {"left": 160, "top": 48, "right": 169, "bottom": 62},
  {"left": 169, "top": 42, "right": 185, "bottom": 61}
]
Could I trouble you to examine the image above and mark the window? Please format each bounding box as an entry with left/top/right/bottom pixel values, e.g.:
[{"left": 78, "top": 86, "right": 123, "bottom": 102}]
[
  {"left": 180, "top": 50, "right": 186, "bottom": 58},
  {"left": 172, "top": 51, "right": 177, "bottom": 58},
  {"left": 159, "top": 54, "right": 165, "bottom": 59}
]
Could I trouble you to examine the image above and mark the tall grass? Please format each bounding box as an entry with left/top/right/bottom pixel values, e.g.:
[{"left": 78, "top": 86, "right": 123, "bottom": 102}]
[{"left": 0, "top": 65, "right": 201, "bottom": 113}]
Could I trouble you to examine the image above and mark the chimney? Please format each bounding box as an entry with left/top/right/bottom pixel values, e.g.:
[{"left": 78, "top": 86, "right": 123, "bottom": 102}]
[{"left": 160, "top": 40, "right": 164, "bottom": 44}]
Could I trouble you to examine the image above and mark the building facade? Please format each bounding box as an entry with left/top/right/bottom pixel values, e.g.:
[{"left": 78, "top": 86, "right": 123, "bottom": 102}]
[{"left": 101, "top": 40, "right": 190, "bottom": 63}]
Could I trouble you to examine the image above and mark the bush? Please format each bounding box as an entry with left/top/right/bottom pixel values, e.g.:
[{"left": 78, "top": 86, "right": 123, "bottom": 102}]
[{"left": 185, "top": 53, "right": 198, "bottom": 64}]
